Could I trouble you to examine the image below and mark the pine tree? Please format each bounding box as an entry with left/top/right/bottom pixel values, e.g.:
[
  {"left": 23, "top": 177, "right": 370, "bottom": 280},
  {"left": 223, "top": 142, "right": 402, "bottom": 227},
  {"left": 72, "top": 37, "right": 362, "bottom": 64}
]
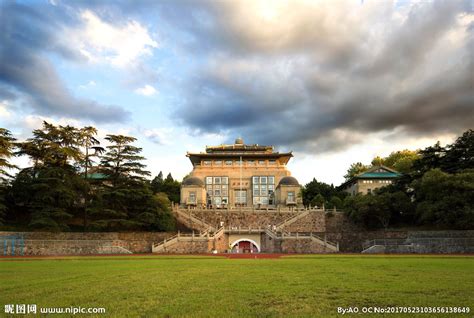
[
  {"left": 78, "top": 126, "right": 104, "bottom": 230},
  {"left": 14, "top": 122, "right": 86, "bottom": 231},
  {"left": 151, "top": 171, "right": 164, "bottom": 193},
  {"left": 0, "top": 128, "right": 17, "bottom": 225},
  {"left": 91, "top": 134, "right": 173, "bottom": 231}
]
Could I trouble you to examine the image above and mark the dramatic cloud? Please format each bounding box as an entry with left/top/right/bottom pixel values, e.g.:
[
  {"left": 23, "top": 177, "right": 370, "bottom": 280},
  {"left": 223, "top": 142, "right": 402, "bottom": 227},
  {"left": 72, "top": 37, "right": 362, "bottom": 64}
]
[
  {"left": 70, "top": 10, "right": 158, "bottom": 67},
  {"left": 0, "top": 3, "right": 130, "bottom": 123},
  {"left": 1, "top": 0, "right": 472, "bottom": 182},
  {"left": 168, "top": 0, "right": 473, "bottom": 152}
]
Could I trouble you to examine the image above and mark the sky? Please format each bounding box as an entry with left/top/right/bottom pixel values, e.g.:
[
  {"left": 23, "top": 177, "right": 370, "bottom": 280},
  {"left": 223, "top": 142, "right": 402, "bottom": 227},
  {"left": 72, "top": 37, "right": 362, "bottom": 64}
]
[{"left": 0, "top": 0, "right": 472, "bottom": 186}]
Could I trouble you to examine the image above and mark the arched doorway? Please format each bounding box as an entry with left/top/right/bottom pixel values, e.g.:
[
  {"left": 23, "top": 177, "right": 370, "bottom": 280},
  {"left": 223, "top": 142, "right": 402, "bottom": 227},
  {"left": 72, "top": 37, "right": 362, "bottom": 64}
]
[{"left": 231, "top": 239, "right": 260, "bottom": 253}]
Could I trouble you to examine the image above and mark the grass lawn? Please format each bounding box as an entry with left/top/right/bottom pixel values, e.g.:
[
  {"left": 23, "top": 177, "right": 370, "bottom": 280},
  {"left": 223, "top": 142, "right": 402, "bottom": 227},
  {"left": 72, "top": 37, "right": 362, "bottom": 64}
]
[{"left": 0, "top": 255, "right": 473, "bottom": 317}]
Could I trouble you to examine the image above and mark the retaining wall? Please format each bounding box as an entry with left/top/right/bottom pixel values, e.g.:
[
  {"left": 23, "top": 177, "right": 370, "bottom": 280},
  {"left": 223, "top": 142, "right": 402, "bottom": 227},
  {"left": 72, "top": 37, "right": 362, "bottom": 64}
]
[{"left": 0, "top": 231, "right": 175, "bottom": 255}]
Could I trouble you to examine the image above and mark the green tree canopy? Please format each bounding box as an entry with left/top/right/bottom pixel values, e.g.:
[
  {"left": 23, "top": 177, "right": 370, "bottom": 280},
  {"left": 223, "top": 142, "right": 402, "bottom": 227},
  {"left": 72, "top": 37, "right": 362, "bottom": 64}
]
[
  {"left": 12, "top": 122, "right": 87, "bottom": 231},
  {"left": 344, "top": 162, "right": 370, "bottom": 181}
]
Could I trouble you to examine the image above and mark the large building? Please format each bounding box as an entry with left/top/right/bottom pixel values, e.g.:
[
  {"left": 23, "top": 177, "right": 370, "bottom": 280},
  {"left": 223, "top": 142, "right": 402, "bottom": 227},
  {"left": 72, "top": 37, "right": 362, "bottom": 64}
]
[
  {"left": 180, "top": 138, "right": 302, "bottom": 208},
  {"left": 339, "top": 165, "right": 401, "bottom": 195}
]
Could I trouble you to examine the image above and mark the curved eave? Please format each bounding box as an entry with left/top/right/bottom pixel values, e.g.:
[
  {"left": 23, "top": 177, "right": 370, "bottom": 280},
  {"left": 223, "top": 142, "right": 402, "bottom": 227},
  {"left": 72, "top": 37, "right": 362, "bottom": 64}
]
[{"left": 187, "top": 152, "right": 293, "bottom": 165}]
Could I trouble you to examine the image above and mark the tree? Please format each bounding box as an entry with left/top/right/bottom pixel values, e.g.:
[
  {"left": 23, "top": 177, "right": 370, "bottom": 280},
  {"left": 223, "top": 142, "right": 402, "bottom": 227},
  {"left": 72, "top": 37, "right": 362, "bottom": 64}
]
[
  {"left": 442, "top": 129, "right": 474, "bottom": 173},
  {"left": 91, "top": 135, "right": 150, "bottom": 230},
  {"left": 344, "top": 162, "right": 370, "bottom": 181},
  {"left": 0, "top": 128, "right": 17, "bottom": 181},
  {"left": 383, "top": 150, "right": 420, "bottom": 174},
  {"left": 311, "top": 194, "right": 326, "bottom": 207},
  {"left": 0, "top": 128, "right": 17, "bottom": 225},
  {"left": 151, "top": 171, "right": 164, "bottom": 193},
  {"left": 327, "top": 196, "right": 343, "bottom": 210},
  {"left": 161, "top": 173, "right": 180, "bottom": 203},
  {"left": 412, "top": 169, "right": 474, "bottom": 229},
  {"left": 78, "top": 126, "right": 104, "bottom": 230},
  {"left": 13, "top": 122, "right": 87, "bottom": 230},
  {"left": 99, "top": 135, "right": 150, "bottom": 184},
  {"left": 343, "top": 187, "right": 414, "bottom": 230},
  {"left": 371, "top": 156, "right": 385, "bottom": 166},
  {"left": 91, "top": 134, "right": 173, "bottom": 231}
]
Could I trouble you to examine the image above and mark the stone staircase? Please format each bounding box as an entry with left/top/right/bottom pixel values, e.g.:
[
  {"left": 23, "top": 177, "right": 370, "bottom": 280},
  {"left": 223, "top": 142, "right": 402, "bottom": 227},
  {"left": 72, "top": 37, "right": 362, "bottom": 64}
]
[
  {"left": 152, "top": 227, "right": 225, "bottom": 253},
  {"left": 153, "top": 208, "right": 340, "bottom": 254},
  {"left": 274, "top": 210, "right": 310, "bottom": 231},
  {"left": 174, "top": 209, "right": 216, "bottom": 232}
]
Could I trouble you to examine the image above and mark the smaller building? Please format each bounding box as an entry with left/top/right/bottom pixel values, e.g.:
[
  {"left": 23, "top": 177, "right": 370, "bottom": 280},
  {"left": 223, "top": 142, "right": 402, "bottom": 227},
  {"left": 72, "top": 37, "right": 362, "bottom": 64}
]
[{"left": 339, "top": 165, "right": 401, "bottom": 196}]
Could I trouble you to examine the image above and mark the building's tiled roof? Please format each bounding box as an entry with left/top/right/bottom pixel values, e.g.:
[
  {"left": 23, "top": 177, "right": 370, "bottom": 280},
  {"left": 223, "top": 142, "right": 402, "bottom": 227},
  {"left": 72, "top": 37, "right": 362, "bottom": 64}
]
[
  {"left": 357, "top": 171, "right": 401, "bottom": 179},
  {"left": 85, "top": 173, "right": 107, "bottom": 180},
  {"left": 339, "top": 165, "right": 401, "bottom": 189},
  {"left": 187, "top": 139, "right": 293, "bottom": 165}
]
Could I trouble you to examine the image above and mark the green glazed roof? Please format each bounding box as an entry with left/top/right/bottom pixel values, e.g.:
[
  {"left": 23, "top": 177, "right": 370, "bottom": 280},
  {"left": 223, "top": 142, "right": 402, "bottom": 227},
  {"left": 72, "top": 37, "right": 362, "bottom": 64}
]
[
  {"left": 85, "top": 173, "right": 107, "bottom": 180},
  {"left": 357, "top": 172, "right": 401, "bottom": 179}
]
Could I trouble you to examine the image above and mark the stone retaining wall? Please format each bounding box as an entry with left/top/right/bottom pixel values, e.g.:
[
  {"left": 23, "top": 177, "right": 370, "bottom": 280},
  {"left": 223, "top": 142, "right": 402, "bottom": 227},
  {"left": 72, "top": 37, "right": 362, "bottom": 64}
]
[
  {"left": 186, "top": 210, "right": 300, "bottom": 229},
  {"left": 0, "top": 231, "right": 175, "bottom": 255},
  {"left": 280, "top": 238, "right": 336, "bottom": 254}
]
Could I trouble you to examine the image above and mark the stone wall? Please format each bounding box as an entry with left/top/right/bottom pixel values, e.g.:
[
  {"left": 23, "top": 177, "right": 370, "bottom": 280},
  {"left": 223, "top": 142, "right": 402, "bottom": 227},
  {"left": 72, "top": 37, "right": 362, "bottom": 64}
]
[
  {"left": 186, "top": 210, "right": 301, "bottom": 229},
  {"left": 0, "top": 231, "right": 175, "bottom": 255},
  {"left": 159, "top": 239, "right": 209, "bottom": 254},
  {"left": 280, "top": 238, "right": 336, "bottom": 254},
  {"left": 283, "top": 211, "right": 326, "bottom": 233}
]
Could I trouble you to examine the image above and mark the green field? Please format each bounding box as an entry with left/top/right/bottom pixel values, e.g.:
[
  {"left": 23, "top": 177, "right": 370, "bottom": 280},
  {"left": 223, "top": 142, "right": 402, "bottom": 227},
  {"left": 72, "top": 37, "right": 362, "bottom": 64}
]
[{"left": 1, "top": 255, "right": 473, "bottom": 317}]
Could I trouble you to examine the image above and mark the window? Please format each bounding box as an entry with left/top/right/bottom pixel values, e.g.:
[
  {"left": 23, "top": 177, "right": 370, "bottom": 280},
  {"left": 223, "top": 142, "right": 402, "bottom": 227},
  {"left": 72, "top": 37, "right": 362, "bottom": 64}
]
[
  {"left": 225, "top": 160, "right": 233, "bottom": 166},
  {"left": 252, "top": 175, "right": 275, "bottom": 206},
  {"left": 189, "top": 192, "right": 196, "bottom": 203},
  {"left": 214, "top": 160, "right": 222, "bottom": 166},
  {"left": 235, "top": 190, "right": 247, "bottom": 205},
  {"left": 203, "top": 160, "right": 211, "bottom": 166},
  {"left": 247, "top": 160, "right": 255, "bottom": 165},
  {"left": 206, "top": 176, "right": 229, "bottom": 207},
  {"left": 287, "top": 191, "right": 295, "bottom": 203},
  {"left": 258, "top": 160, "right": 265, "bottom": 165},
  {"left": 269, "top": 160, "right": 276, "bottom": 165}
]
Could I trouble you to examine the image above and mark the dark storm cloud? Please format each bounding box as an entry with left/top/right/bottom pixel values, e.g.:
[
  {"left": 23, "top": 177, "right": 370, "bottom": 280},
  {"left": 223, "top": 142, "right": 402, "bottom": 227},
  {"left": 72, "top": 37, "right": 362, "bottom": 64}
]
[
  {"left": 167, "top": 0, "right": 473, "bottom": 152},
  {"left": 0, "top": 2, "right": 129, "bottom": 122}
]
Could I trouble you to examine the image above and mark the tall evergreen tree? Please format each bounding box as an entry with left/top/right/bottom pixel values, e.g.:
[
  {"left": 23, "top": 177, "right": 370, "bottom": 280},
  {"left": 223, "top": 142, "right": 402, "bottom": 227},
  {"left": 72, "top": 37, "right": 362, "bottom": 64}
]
[
  {"left": 161, "top": 173, "right": 181, "bottom": 203},
  {"left": 13, "top": 122, "right": 86, "bottom": 230},
  {"left": 91, "top": 134, "right": 173, "bottom": 231},
  {"left": 0, "top": 128, "right": 17, "bottom": 225},
  {"left": 151, "top": 171, "right": 164, "bottom": 193},
  {"left": 78, "top": 126, "right": 104, "bottom": 230}
]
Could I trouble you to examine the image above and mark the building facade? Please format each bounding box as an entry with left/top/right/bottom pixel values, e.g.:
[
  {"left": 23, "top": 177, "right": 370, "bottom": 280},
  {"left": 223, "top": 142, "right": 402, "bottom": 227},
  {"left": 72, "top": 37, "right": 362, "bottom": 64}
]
[
  {"left": 180, "top": 138, "right": 302, "bottom": 208},
  {"left": 339, "top": 165, "right": 401, "bottom": 195}
]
